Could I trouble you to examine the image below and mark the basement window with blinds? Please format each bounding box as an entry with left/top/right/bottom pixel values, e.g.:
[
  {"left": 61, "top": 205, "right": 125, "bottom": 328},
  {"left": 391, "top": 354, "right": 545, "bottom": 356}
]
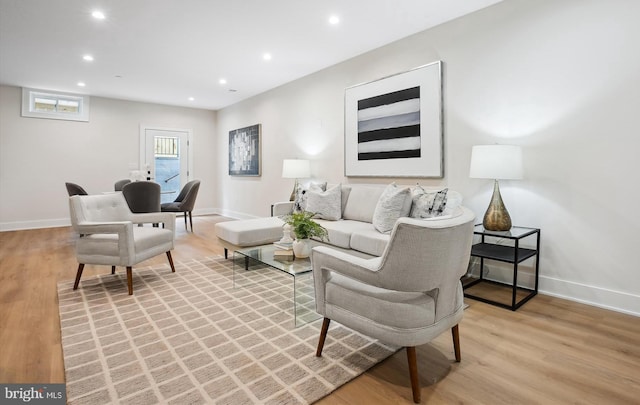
[{"left": 21, "top": 88, "right": 90, "bottom": 122}]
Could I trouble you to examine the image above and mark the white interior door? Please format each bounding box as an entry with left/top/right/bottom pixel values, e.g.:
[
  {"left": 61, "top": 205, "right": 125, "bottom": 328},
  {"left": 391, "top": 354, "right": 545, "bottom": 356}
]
[{"left": 140, "top": 127, "right": 192, "bottom": 204}]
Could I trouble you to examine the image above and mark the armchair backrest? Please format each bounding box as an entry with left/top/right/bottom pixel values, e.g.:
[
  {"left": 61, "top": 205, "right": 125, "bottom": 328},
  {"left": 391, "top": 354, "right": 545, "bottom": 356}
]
[
  {"left": 377, "top": 207, "right": 475, "bottom": 320},
  {"left": 69, "top": 193, "right": 132, "bottom": 230}
]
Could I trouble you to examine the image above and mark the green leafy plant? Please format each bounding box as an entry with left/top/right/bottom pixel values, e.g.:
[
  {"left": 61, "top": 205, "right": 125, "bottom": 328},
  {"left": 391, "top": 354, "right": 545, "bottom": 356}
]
[{"left": 281, "top": 211, "right": 329, "bottom": 241}]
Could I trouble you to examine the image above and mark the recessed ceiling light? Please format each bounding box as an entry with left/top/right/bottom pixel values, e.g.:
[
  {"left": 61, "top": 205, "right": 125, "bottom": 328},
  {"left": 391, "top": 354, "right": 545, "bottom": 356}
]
[
  {"left": 329, "top": 15, "right": 340, "bottom": 25},
  {"left": 83, "top": 55, "right": 94, "bottom": 62},
  {"left": 188, "top": 97, "right": 195, "bottom": 101},
  {"left": 263, "top": 53, "right": 272, "bottom": 61},
  {"left": 91, "top": 10, "right": 105, "bottom": 20},
  {"left": 219, "top": 78, "right": 227, "bottom": 85},
  {"left": 77, "top": 82, "right": 86, "bottom": 87}
]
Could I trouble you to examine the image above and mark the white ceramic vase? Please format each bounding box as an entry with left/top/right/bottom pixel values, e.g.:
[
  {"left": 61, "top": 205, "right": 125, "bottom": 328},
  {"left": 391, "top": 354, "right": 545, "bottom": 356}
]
[{"left": 292, "top": 239, "right": 311, "bottom": 258}]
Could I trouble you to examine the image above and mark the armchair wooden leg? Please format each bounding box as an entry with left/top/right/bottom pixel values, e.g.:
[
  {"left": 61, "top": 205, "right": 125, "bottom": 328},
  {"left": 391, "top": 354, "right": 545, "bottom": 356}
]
[
  {"left": 452, "top": 324, "right": 461, "bottom": 362},
  {"left": 111, "top": 266, "right": 116, "bottom": 275},
  {"left": 406, "top": 346, "right": 421, "bottom": 403},
  {"left": 316, "top": 318, "right": 331, "bottom": 357},
  {"left": 184, "top": 213, "right": 188, "bottom": 230},
  {"left": 126, "top": 267, "right": 133, "bottom": 295},
  {"left": 73, "top": 264, "right": 85, "bottom": 290},
  {"left": 166, "top": 251, "right": 176, "bottom": 272},
  {"left": 188, "top": 211, "right": 193, "bottom": 232},
  {"left": 224, "top": 248, "right": 228, "bottom": 259}
]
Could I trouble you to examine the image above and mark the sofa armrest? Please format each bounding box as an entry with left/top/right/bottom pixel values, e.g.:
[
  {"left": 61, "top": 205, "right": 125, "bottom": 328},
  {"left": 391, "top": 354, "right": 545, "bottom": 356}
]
[{"left": 271, "top": 201, "right": 294, "bottom": 217}]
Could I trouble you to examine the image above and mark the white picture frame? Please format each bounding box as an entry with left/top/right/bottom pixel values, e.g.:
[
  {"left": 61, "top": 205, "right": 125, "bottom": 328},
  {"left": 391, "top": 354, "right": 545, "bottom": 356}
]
[{"left": 344, "top": 61, "right": 443, "bottom": 178}]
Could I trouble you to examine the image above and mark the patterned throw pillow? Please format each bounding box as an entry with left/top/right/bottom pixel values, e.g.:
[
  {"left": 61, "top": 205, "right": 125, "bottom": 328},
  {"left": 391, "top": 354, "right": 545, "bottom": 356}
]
[
  {"left": 372, "top": 183, "right": 411, "bottom": 234},
  {"left": 409, "top": 186, "right": 448, "bottom": 218},
  {"left": 294, "top": 182, "right": 326, "bottom": 212},
  {"left": 306, "top": 184, "right": 342, "bottom": 221}
]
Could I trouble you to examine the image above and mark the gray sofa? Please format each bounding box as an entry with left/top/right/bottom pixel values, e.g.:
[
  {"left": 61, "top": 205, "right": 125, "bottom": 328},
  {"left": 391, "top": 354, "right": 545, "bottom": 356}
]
[{"left": 215, "top": 183, "right": 464, "bottom": 258}]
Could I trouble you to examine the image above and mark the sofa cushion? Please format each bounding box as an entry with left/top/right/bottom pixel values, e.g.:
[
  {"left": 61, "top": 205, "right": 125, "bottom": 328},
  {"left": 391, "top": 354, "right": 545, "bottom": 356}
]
[
  {"left": 314, "top": 219, "right": 373, "bottom": 249},
  {"left": 306, "top": 184, "right": 342, "bottom": 220},
  {"left": 342, "top": 186, "right": 385, "bottom": 222},
  {"left": 372, "top": 183, "right": 412, "bottom": 233},
  {"left": 350, "top": 226, "right": 391, "bottom": 257},
  {"left": 326, "top": 272, "right": 435, "bottom": 329}
]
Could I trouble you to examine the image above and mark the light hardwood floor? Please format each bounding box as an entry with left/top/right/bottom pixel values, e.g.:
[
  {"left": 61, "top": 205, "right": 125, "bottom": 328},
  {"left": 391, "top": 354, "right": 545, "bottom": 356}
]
[{"left": 1, "top": 216, "right": 639, "bottom": 404}]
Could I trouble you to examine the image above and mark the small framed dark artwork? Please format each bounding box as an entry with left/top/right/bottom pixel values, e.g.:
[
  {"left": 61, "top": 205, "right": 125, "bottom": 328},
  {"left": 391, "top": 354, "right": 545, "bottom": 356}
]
[{"left": 229, "top": 124, "right": 261, "bottom": 176}]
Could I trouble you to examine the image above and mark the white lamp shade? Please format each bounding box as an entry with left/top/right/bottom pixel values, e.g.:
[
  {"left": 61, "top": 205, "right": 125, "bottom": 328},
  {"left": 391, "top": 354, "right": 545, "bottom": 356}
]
[
  {"left": 282, "top": 159, "right": 311, "bottom": 178},
  {"left": 469, "top": 145, "right": 523, "bottom": 180}
]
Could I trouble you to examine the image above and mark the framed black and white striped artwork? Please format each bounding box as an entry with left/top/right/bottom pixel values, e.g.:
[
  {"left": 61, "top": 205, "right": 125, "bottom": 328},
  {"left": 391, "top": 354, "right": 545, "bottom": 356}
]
[{"left": 344, "top": 61, "right": 443, "bottom": 177}]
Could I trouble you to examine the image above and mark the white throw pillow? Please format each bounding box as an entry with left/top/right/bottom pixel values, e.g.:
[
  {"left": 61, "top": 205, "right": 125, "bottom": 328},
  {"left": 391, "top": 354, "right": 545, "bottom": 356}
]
[
  {"left": 294, "top": 181, "right": 326, "bottom": 212},
  {"left": 372, "top": 183, "right": 411, "bottom": 233},
  {"left": 410, "top": 186, "right": 448, "bottom": 218},
  {"left": 306, "top": 184, "right": 342, "bottom": 220}
]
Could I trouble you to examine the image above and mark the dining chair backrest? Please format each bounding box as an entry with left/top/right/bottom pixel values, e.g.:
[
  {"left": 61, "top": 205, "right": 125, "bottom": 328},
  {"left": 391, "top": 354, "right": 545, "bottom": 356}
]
[
  {"left": 65, "top": 182, "right": 88, "bottom": 196},
  {"left": 121, "top": 181, "right": 161, "bottom": 213}
]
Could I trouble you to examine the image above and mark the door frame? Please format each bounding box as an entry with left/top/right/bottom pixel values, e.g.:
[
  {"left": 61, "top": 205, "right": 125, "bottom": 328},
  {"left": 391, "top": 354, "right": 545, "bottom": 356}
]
[{"left": 139, "top": 125, "right": 193, "bottom": 187}]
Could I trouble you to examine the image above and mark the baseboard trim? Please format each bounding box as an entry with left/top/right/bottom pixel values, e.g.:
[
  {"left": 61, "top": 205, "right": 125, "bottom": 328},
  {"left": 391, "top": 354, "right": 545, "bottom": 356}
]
[
  {"left": 467, "top": 260, "right": 639, "bottom": 317},
  {"left": 539, "top": 275, "right": 640, "bottom": 317},
  {"left": 0, "top": 218, "right": 70, "bottom": 231}
]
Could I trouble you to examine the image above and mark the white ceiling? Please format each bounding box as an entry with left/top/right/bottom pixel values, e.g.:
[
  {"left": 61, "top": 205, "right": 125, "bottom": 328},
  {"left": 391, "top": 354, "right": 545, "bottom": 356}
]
[{"left": 0, "top": 0, "right": 502, "bottom": 110}]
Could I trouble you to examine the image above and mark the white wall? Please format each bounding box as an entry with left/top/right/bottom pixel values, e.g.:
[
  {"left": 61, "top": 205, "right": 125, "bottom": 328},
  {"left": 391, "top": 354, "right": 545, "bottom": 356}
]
[
  {"left": 0, "top": 85, "right": 217, "bottom": 230},
  {"left": 216, "top": 0, "right": 640, "bottom": 315}
]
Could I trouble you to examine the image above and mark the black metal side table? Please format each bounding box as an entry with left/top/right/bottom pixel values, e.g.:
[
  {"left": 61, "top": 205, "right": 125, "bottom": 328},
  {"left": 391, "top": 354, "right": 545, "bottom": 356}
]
[{"left": 463, "top": 225, "right": 540, "bottom": 311}]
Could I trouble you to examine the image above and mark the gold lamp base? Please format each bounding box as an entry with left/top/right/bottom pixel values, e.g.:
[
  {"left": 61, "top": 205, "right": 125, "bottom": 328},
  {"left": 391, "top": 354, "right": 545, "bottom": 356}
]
[
  {"left": 289, "top": 179, "right": 299, "bottom": 201},
  {"left": 482, "top": 180, "right": 512, "bottom": 231}
]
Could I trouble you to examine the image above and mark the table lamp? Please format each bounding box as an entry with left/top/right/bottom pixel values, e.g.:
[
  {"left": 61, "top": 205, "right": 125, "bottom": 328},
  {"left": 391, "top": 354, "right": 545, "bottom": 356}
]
[
  {"left": 469, "top": 145, "right": 523, "bottom": 231},
  {"left": 282, "top": 159, "right": 311, "bottom": 201}
]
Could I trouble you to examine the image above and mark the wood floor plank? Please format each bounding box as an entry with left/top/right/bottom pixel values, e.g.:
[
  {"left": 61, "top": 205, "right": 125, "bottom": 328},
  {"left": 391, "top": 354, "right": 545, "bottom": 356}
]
[{"left": 1, "top": 216, "right": 639, "bottom": 404}]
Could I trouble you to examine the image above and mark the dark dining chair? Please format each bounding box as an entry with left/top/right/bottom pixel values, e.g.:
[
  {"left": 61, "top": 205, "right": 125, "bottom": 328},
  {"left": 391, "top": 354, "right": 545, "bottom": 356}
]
[
  {"left": 114, "top": 179, "right": 131, "bottom": 191},
  {"left": 65, "top": 182, "right": 88, "bottom": 196},
  {"left": 161, "top": 180, "right": 200, "bottom": 231},
  {"left": 122, "top": 181, "right": 161, "bottom": 213}
]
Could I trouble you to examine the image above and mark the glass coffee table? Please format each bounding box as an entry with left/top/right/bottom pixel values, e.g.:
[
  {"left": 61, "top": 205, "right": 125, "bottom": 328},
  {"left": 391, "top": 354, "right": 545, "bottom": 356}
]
[{"left": 232, "top": 243, "right": 320, "bottom": 327}]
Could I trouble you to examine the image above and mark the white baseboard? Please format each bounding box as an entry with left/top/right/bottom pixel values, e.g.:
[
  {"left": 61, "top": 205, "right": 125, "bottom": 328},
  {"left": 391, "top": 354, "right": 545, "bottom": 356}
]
[
  {"left": 539, "top": 276, "right": 640, "bottom": 317},
  {"left": 467, "top": 260, "right": 639, "bottom": 317},
  {"left": 0, "top": 218, "right": 70, "bottom": 231}
]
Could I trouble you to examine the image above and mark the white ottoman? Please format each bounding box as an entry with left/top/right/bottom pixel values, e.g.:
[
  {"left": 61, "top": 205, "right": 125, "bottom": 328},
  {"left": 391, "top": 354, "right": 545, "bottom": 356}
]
[{"left": 215, "top": 217, "right": 285, "bottom": 258}]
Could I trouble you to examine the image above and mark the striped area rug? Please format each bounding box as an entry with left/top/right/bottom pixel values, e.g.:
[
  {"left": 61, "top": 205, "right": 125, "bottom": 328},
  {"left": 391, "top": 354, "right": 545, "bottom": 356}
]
[{"left": 57, "top": 256, "right": 397, "bottom": 404}]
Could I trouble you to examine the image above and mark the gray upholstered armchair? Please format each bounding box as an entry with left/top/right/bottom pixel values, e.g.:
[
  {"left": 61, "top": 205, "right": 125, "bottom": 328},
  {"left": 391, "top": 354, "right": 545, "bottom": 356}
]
[
  {"left": 312, "top": 208, "right": 475, "bottom": 403},
  {"left": 69, "top": 193, "right": 176, "bottom": 295}
]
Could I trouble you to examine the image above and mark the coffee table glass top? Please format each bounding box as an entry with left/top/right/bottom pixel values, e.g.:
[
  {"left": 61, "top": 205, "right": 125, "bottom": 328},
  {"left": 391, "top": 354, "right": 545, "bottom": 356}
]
[{"left": 235, "top": 242, "right": 316, "bottom": 275}]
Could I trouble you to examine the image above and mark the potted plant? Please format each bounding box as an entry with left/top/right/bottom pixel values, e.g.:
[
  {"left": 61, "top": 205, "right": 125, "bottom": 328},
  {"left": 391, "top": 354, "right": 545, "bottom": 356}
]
[{"left": 281, "top": 211, "right": 328, "bottom": 258}]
